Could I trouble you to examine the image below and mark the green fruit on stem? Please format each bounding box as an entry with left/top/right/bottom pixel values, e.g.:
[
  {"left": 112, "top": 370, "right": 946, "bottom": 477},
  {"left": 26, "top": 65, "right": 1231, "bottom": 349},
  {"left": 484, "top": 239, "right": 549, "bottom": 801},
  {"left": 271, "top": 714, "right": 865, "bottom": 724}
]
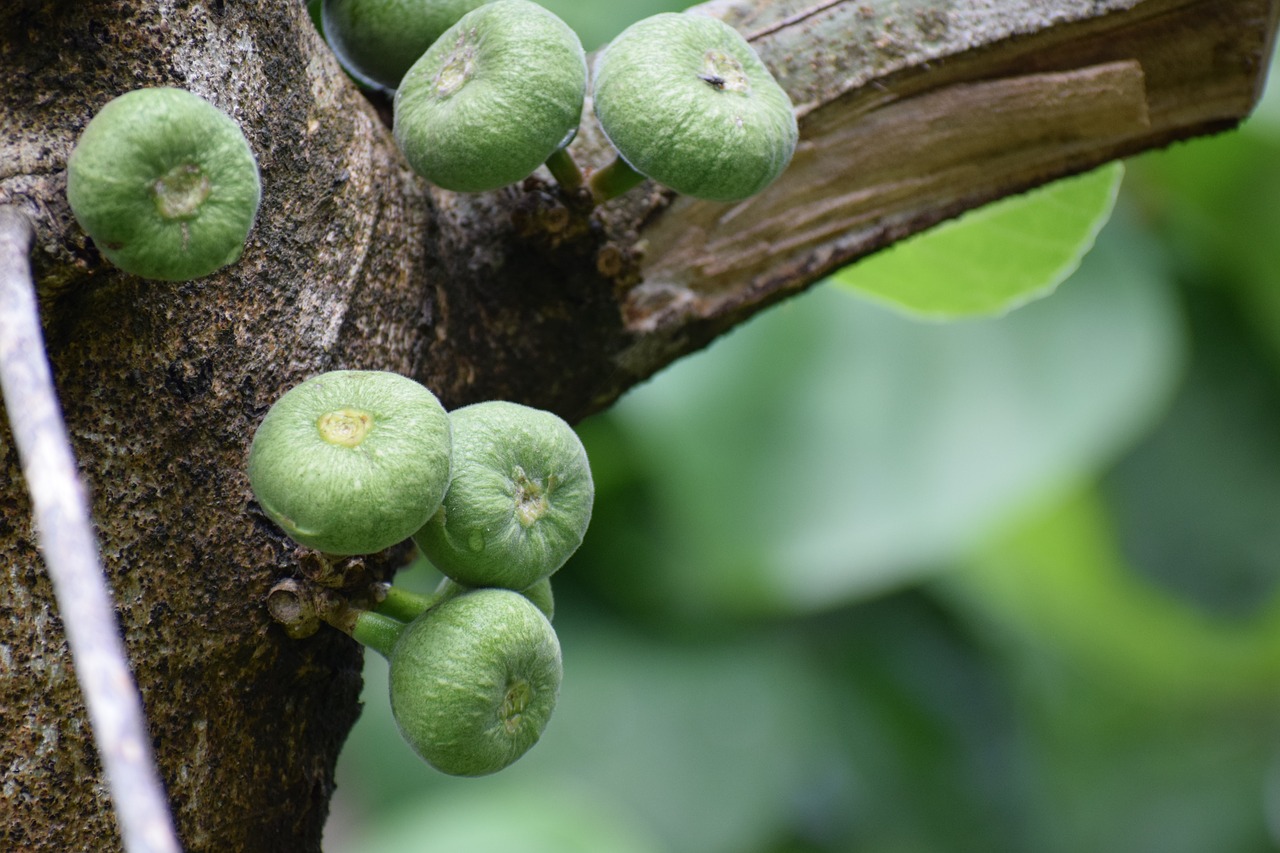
[
  {"left": 389, "top": 588, "right": 562, "bottom": 776},
  {"left": 321, "top": 0, "right": 489, "bottom": 91},
  {"left": 592, "top": 13, "right": 798, "bottom": 202},
  {"left": 247, "top": 370, "right": 452, "bottom": 556},
  {"left": 413, "top": 400, "right": 593, "bottom": 590},
  {"left": 436, "top": 575, "right": 555, "bottom": 622},
  {"left": 374, "top": 585, "right": 444, "bottom": 624},
  {"left": 393, "top": 0, "right": 587, "bottom": 192},
  {"left": 66, "top": 87, "right": 261, "bottom": 281}
]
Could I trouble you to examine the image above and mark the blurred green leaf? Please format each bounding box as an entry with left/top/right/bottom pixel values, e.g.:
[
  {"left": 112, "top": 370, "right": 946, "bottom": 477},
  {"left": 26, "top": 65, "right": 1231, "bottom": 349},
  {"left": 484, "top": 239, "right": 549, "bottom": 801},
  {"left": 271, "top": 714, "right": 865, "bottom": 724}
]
[
  {"left": 787, "top": 592, "right": 1033, "bottom": 853},
  {"left": 1130, "top": 118, "right": 1280, "bottom": 371},
  {"left": 940, "top": 487, "right": 1280, "bottom": 853},
  {"left": 573, "top": 213, "right": 1182, "bottom": 618},
  {"left": 832, "top": 163, "right": 1124, "bottom": 319},
  {"left": 535, "top": 0, "right": 691, "bottom": 49},
  {"left": 1101, "top": 284, "right": 1280, "bottom": 618},
  {"left": 533, "top": 617, "right": 829, "bottom": 853},
  {"left": 948, "top": 488, "right": 1280, "bottom": 702},
  {"left": 341, "top": 778, "right": 665, "bottom": 853}
]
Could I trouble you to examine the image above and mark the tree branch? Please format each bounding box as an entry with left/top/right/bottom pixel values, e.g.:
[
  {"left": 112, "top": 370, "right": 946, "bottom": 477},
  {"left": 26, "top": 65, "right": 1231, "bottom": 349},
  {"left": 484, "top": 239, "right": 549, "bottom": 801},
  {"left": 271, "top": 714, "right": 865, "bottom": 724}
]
[
  {"left": 0, "top": 207, "right": 181, "bottom": 853},
  {"left": 605, "top": 0, "right": 1280, "bottom": 386}
]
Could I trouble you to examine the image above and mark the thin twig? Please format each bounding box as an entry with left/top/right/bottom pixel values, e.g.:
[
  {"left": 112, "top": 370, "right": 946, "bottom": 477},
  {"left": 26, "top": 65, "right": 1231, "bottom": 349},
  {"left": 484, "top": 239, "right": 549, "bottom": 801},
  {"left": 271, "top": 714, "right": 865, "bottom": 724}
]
[
  {"left": 0, "top": 207, "right": 182, "bottom": 853},
  {"left": 744, "top": 0, "right": 847, "bottom": 41}
]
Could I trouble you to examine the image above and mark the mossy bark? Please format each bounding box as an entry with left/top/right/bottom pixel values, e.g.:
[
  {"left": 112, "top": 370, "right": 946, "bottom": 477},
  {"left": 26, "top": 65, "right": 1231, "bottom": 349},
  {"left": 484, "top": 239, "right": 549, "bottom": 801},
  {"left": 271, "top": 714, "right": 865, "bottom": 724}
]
[{"left": 0, "top": 0, "right": 1275, "bottom": 849}]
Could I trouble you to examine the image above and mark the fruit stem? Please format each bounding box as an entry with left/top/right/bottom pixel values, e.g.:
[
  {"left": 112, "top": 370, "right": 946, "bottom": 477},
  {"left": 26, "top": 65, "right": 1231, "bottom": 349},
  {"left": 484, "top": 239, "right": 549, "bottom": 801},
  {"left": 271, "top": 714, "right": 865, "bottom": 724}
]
[
  {"left": 544, "top": 147, "right": 583, "bottom": 192},
  {"left": 350, "top": 610, "right": 408, "bottom": 660},
  {"left": 589, "top": 155, "right": 646, "bottom": 203},
  {"left": 375, "top": 585, "right": 443, "bottom": 623}
]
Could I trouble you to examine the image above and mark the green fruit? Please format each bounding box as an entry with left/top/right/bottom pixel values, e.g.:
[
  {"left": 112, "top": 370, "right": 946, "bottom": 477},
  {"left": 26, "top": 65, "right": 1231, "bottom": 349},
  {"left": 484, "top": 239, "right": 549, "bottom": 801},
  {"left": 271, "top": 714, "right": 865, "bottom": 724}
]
[
  {"left": 393, "top": 0, "right": 587, "bottom": 192},
  {"left": 389, "top": 588, "right": 562, "bottom": 776},
  {"left": 321, "top": 0, "right": 489, "bottom": 91},
  {"left": 518, "top": 577, "right": 555, "bottom": 622},
  {"left": 247, "top": 370, "right": 452, "bottom": 556},
  {"left": 413, "top": 400, "right": 593, "bottom": 590},
  {"left": 592, "top": 13, "right": 798, "bottom": 202},
  {"left": 66, "top": 87, "right": 261, "bottom": 281}
]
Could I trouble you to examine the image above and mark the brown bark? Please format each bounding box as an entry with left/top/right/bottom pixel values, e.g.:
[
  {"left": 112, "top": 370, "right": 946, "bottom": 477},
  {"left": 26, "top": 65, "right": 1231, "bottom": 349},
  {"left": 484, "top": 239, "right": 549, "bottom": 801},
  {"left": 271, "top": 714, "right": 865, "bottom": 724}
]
[{"left": 0, "top": 0, "right": 1274, "bottom": 850}]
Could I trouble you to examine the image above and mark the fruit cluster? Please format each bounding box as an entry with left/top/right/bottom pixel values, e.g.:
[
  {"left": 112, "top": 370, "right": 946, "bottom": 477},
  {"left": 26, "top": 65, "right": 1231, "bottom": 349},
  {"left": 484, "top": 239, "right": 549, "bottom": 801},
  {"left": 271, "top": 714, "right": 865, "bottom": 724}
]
[
  {"left": 248, "top": 369, "right": 593, "bottom": 775},
  {"left": 59, "top": 1, "right": 788, "bottom": 779},
  {"left": 62, "top": 3, "right": 798, "bottom": 280},
  {"left": 381, "top": 0, "right": 799, "bottom": 200}
]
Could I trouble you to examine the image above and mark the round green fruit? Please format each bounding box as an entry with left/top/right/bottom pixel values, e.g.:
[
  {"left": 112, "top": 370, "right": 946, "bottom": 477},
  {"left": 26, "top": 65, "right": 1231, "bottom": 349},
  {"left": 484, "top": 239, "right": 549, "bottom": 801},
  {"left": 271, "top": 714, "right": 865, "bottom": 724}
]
[
  {"left": 389, "top": 588, "right": 562, "bottom": 776},
  {"left": 413, "top": 400, "right": 593, "bottom": 590},
  {"left": 592, "top": 13, "right": 798, "bottom": 202},
  {"left": 66, "top": 87, "right": 261, "bottom": 281},
  {"left": 247, "top": 370, "right": 452, "bottom": 556},
  {"left": 321, "top": 0, "right": 489, "bottom": 91},
  {"left": 393, "top": 0, "right": 586, "bottom": 192}
]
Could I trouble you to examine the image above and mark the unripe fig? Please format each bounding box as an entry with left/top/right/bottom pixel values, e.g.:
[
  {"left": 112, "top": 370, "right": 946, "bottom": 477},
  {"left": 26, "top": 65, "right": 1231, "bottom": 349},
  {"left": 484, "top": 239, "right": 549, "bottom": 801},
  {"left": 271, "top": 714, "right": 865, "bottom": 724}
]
[
  {"left": 247, "top": 370, "right": 452, "bottom": 556},
  {"left": 66, "top": 87, "right": 261, "bottom": 281},
  {"left": 592, "top": 13, "right": 798, "bottom": 202},
  {"left": 389, "top": 588, "right": 562, "bottom": 776},
  {"left": 413, "top": 400, "right": 593, "bottom": 590},
  {"left": 320, "top": 0, "right": 488, "bottom": 91},
  {"left": 393, "top": 0, "right": 587, "bottom": 192}
]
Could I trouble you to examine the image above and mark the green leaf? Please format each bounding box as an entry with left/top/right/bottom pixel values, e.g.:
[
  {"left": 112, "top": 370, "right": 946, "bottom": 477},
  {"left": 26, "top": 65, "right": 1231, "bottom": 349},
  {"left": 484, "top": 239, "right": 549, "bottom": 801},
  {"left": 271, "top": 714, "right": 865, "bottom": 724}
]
[
  {"left": 1129, "top": 110, "right": 1280, "bottom": 372},
  {"left": 346, "top": 777, "right": 665, "bottom": 853},
  {"left": 833, "top": 162, "right": 1124, "bottom": 319},
  {"left": 939, "top": 490, "right": 1280, "bottom": 853},
  {"left": 946, "top": 487, "right": 1280, "bottom": 703}
]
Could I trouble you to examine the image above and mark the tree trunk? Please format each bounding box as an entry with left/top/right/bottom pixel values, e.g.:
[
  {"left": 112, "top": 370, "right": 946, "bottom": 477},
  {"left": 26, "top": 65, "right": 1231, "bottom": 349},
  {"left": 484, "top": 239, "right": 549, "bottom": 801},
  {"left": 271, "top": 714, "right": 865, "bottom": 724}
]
[{"left": 0, "top": 0, "right": 1274, "bottom": 849}]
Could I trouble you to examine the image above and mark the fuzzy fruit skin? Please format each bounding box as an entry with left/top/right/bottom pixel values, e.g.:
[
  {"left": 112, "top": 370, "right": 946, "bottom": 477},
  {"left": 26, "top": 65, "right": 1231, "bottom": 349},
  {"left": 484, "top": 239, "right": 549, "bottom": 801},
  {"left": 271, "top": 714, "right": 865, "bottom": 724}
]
[
  {"left": 389, "top": 589, "right": 562, "bottom": 776},
  {"left": 66, "top": 87, "right": 261, "bottom": 281},
  {"left": 413, "top": 400, "right": 593, "bottom": 589},
  {"left": 321, "top": 0, "right": 488, "bottom": 91},
  {"left": 393, "top": 0, "right": 586, "bottom": 192},
  {"left": 592, "top": 13, "right": 798, "bottom": 202},
  {"left": 247, "top": 370, "right": 452, "bottom": 556}
]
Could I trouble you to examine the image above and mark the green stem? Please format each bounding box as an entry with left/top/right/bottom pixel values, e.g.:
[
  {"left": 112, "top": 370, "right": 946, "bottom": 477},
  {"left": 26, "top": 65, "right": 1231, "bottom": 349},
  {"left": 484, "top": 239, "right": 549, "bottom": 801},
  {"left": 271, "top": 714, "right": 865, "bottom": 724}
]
[
  {"left": 544, "top": 147, "right": 583, "bottom": 191},
  {"left": 351, "top": 610, "right": 408, "bottom": 660},
  {"left": 589, "top": 155, "right": 646, "bottom": 203},
  {"left": 375, "top": 586, "right": 443, "bottom": 623}
]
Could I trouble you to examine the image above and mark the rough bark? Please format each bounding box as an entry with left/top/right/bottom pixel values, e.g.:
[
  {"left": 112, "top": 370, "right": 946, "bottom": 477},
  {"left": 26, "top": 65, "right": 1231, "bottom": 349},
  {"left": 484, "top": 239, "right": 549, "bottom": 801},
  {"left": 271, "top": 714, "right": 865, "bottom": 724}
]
[{"left": 0, "top": 0, "right": 1274, "bottom": 850}]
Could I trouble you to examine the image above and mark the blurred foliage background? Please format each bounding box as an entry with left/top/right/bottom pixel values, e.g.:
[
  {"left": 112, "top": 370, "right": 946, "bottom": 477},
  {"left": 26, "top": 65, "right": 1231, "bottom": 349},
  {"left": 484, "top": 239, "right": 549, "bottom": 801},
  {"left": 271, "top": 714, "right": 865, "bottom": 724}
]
[{"left": 322, "top": 3, "right": 1280, "bottom": 851}]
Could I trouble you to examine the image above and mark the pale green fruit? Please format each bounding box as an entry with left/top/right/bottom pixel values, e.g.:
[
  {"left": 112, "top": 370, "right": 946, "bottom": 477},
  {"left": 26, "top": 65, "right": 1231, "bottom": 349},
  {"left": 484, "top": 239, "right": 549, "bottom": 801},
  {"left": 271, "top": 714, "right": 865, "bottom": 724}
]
[
  {"left": 592, "top": 13, "right": 798, "bottom": 202},
  {"left": 413, "top": 400, "right": 593, "bottom": 590},
  {"left": 390, "top": 588, "right": 562, "bottom": 776},
  {"left": 247, "top": 370, "right": 452, "bottom": 556},
  {"left": 66, "top": 87, "right": 261, "bottom": 281},
  {"left": 393, "top": 0, "right": 586, "bottom": 192},
  {"left": 321, "top": 0, "right": 489, "bottom": 91}
]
